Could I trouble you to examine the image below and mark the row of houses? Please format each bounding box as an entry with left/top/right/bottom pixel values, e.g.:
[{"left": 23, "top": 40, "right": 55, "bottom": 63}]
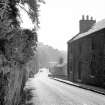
[
  {"left": 67, "top": 15, "right": 105, "bottom": 88},
  {"left": 49, "top": 15, "right": 105, "bottom": 88}
]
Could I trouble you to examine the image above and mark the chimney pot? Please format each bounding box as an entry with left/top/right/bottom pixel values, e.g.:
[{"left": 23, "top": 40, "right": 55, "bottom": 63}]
[
  {"left": 86, "top": 15, "right": 89, "bottom": 20},
  {"left": 91, "top": 16, "right": 93, "bottom": 20},
  {"left": 82, "top": 15, "right": 85, "bottom": 20}
]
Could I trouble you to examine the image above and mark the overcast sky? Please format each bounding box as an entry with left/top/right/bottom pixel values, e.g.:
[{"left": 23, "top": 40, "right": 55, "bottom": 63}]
[{"left": 20, "top": 0, "right": 105, "bottom": 51}]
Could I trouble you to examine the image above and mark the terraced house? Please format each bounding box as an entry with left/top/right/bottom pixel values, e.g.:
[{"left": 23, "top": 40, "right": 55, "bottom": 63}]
[{"left": 67, "top": 15, "right": 105, "bottom": 88}]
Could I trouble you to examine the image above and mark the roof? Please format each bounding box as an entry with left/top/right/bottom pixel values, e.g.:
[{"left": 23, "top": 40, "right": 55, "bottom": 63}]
[{"left": 69, "top": 19, "right": 105, "bottom": 42}]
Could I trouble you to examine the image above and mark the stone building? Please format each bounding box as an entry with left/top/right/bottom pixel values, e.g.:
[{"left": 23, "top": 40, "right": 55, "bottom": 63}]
[
  {"left": 67, "top": 15, "right": 105, "bottom": 87},
  {"left": 49, "top": 63, "right": 67, "bottom": 80},
  {"left": 49, "top": 59, "right": 67, "bottom": 80}
]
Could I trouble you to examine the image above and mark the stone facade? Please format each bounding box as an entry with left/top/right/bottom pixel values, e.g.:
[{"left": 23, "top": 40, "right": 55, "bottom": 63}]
[{"left": 67, "top": 16, "right": 105, "bottom": 88}]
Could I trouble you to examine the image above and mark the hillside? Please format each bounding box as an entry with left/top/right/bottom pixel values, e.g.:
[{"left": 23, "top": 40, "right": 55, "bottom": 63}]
[{"left": 37, "top": 42, "right": 67, "bottom": 68}]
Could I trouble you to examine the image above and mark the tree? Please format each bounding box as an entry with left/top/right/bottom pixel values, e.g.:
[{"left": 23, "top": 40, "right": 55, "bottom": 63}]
[
  {"left": 0, "top": 0, "right": 45, "bottom": 26},
  {"left": 0, "top": 0, "right": 44, "bottom": 105}
]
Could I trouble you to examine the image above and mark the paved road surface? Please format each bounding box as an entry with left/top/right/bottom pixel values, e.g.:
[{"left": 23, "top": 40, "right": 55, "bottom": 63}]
[{"left": 26, "top": 69, "right": 105, "bottom": 105}]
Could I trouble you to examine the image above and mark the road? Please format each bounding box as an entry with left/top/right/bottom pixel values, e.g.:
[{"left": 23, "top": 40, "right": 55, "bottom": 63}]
[{"left": 26, "top": 68, "right": 105, "bottom": 105}]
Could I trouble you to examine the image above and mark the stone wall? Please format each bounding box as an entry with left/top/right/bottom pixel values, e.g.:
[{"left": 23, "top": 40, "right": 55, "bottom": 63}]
[{"left": 0, "top": 54, "right": 28, "bottom": 105}]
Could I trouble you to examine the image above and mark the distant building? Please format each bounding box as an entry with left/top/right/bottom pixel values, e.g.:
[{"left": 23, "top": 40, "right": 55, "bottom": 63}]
[
  {"left": 49, "top": 63, "right": 67, "bottom": 80},
  {"left": 67, "top": 15, "right": 105, "bottom": 88},
  {"left": 49, "top": 59, "right": 67, "bottom": 80}
]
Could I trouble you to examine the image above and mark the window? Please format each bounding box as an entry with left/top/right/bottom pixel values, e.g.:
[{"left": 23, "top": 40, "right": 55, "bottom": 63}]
[
  {"left": 79, "top": 44, "right": 82, "bottom": 54},
  {"left": 90, "top": 61, "right": 96, "bottom": 75},
  {"left": 70, "top": 61, "right": 72, "bottom": 72},
  {"left": 91, "top": 38, "right": 95, "bottom": 50},
  {"left": 90, "top": 55, "right": 96, "bottom": 75}
]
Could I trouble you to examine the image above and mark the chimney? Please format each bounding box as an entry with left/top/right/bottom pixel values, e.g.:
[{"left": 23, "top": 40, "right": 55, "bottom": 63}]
[
  {"left": 79, "top": 15, "right": 96, "bottom": 33},
  {"left": 82, "top": 15, "right": 85, "bottom": 20},
  {"left": 91, "top": 16, "right": 93, "bottom": 20},
  {"left": 86, "top": 15, "right": 89, "bottom": 20}
]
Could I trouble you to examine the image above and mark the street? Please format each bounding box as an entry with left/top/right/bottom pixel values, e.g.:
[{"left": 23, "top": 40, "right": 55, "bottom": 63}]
[{"left": 26, "top": 68, "right": 105, "bottom": 105}]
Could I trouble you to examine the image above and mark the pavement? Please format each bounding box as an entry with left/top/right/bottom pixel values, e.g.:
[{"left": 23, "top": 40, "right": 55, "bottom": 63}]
[
  {"left": 26, "top": 69, "right": 105, "bottom": 105},
  {"left": 53, "top": 78, "right": 105, "bottom": 95}
]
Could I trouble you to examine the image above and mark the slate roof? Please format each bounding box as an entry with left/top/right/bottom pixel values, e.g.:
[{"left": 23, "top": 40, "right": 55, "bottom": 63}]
[{"left": 69, "top": 19, "right": 105, "bottom": 42}]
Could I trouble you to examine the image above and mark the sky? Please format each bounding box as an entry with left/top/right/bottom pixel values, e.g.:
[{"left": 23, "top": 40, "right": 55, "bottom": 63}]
[{"left": 20, "top": 0, "right": 105, "bottom": 51}]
